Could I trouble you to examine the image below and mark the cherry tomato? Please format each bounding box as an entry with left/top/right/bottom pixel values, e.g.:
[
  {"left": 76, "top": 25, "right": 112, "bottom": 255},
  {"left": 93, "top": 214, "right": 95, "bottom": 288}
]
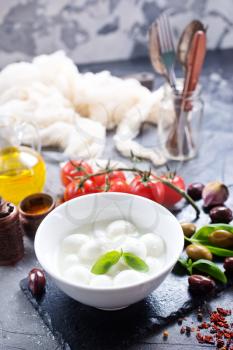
[
  {"left": 64, "top": 178, "right": 97, "bottom": 201},
  {"left": 93, "top": 171, "right": 126, "bottom": 188},
  {"left": 161, "top": 175, "right": 185, "bottom": 207},
  {"left": 130, "top": 175, "right": 164, "bottom": 203},
  {"left": 108, "top": 179, "right": 131, "bottom": 193},
  {"left": 61, "top": 160, "right": 93, "bottom": 187}
]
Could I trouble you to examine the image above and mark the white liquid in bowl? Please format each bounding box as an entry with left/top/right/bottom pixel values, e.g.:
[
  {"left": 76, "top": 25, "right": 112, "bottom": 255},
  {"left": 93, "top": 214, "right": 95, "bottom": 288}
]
[{"left": 56, "top": 219, "right": 166, "bottom": 288}]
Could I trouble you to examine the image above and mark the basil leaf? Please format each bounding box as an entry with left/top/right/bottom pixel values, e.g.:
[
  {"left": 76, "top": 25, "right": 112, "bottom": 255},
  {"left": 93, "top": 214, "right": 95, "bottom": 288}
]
[
  {"left": 179, "top": 258, "right": 189, "bottom": 268},
  {"left": 91, "top": 250, "right": 122, "bottom": 275},
  {"left": 192, "top": 259, "right": 227, "bottom": 284},
  {"left": 179, "top": 258, "right": 193, "bottom": 274},
  {"left": 205, "top": 245, "right": 233, "bottom": 257},
  {"left": 123, "top": 252, "right": 149, "bottom": 272},
  {"left": 192, "top": 224, "right": 233, "bottom": 244}
]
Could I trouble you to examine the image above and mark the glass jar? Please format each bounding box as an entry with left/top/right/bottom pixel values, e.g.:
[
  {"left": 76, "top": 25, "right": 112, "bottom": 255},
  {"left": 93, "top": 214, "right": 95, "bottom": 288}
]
[{"left": 158, "top": 85, "right": 204, "bottom": 161}]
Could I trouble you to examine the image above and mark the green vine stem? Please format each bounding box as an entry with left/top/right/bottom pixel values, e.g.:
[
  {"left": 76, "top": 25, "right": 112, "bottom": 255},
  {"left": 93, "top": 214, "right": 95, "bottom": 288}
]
[{"left": 76, "top": 166, "right": 200, "bottom": 219}]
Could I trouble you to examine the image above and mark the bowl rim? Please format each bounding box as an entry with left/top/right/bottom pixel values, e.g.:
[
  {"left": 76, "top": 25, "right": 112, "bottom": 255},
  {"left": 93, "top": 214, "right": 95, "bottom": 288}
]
[{"left": 35, "top": 192, "right": 184, "bottom": 292}]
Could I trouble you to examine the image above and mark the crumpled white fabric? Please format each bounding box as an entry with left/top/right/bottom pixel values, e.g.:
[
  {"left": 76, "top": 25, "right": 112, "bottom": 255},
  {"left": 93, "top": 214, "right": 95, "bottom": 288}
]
[{"left": 0, "top": 51, "right": 165, "bottom": 165}]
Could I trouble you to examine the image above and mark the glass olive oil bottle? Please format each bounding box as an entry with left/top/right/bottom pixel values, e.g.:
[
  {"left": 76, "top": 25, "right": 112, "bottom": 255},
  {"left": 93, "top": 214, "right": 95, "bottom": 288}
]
[{"left": 0, "top": 146, "right": 46, "bottom": 205}]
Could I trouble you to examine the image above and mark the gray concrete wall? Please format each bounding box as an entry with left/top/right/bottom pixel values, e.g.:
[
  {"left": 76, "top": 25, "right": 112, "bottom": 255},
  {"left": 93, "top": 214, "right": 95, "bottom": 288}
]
[{"left": 0, "top": 0, "right": 232, "bottom": 67}]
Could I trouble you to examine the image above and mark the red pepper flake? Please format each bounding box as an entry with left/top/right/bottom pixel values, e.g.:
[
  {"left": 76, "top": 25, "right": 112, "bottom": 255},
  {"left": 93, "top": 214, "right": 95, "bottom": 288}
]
[
  {"left": 203, "top": 335, "right": 214, "bottom": 344},
  {"left": 224, "top": 332, "right": 231, "bottom": 339},
  {"left": 198, "top": 322, "right": 210, "bottom": 329},
  {"left": 196, "top": 332, "right": 204, "bottom": 343},
  {"left": 217, "top": 308, "right": 231, "bottom": 316},
  {"left": 179, "top": 306, "right": 232, "bottom": 349}
]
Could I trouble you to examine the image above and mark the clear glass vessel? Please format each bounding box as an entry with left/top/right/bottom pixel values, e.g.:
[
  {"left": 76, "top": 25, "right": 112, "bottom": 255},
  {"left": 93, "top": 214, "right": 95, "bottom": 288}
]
[
  {"left": 0, "top": 120, "right": 46, "bottom": 204},
  {"left": 158, "top": 85, "right": 204, "bottom": 161}
]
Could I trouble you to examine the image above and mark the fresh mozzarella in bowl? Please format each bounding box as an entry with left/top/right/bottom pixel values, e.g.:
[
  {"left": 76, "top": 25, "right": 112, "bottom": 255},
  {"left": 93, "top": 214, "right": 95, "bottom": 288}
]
[
  {"left": 140, "top": 233, "right": 165, "bottom": 257},
  {"left": 106, "top": 220, "right": 137, "bottom": 239},
  {"left": 114, "top": 270, "right": 144, "bottom": 287},
  {"left": 57, "top": 219, "right": 166, "bottom": 288},
  {"left": 35, "top": 192, "right": 184, "bottom": 310},
  {"left": 121, "top": 237, "right": 147, "bottom": 260},
  {"left": 61, "top": 234, "right": 89, "bottom": 254},
  {"left": 79, "top": 240, "right": 103, "bottom": 264},
  {"left": 63, "top": 265, "right": 90, "bottom": 285}
]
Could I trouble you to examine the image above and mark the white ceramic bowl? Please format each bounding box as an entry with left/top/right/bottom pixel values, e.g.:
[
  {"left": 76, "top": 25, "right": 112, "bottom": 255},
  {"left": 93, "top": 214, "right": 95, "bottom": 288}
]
[{"left": 35, "top": 193, "right": 184, "bottom": 310}]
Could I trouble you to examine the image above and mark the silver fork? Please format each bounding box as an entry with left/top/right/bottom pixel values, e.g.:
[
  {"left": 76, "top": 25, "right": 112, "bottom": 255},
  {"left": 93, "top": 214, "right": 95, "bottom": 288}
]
[{"left": 157, "top": 13, "right": 177, "bottom": 91}]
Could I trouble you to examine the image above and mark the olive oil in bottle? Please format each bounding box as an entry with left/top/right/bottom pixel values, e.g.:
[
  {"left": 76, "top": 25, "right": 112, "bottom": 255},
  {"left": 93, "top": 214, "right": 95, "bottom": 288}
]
[{"left": 0, "top": 146, "right": 46, "bottom": 205}]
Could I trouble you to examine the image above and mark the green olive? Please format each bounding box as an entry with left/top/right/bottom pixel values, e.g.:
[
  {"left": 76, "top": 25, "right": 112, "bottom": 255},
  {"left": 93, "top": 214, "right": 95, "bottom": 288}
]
[
  {"left": 186, "top": 244, "right": 213, "bottom": 261},
  {"left": 208, "top": 230, "right": 233, "bottom": 248},
  {"left": 181, "top": 223, "right": 196, "bottom": 238}
]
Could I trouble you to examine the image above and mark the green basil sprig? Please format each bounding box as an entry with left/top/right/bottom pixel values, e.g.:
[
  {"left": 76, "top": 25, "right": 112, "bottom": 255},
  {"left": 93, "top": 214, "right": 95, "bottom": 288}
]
[
  {"left": 192, "top": 259, "right": 227, "bottom": 284},
  {"left": 91, "top": 250, "right": 149, "bottom": 275},
  {"left": 185, "top": 224, "right": 233, "bottom": 257},
  {"left": 91, "top": 250, "right": 122, "bottom": 275},
  {"left": 179, "top": 258, "right": 227, "bottom": 284},
  {"left": 123, "top": 252, "right": 149, "bottom": 272}
]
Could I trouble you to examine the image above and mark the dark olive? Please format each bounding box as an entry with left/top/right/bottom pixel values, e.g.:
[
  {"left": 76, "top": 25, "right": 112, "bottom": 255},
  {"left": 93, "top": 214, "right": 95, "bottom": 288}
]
[
  {"left": 224, "top": 257, "right": 233, "bottom": 273},
  {"left": 188, "top": 274, "right": 216, "bottom": 294},
  {"left": 187, "top": 183, "right": 204, "bottom": 201},
  {"left": 28, "top": 268, "right": 46, "bottom": 297},
  {"left": 209, "top": 206, "right": 233, "bottom": 224},
  {"left": 181, "top": 222, "right": 196, "bottom": 238},
  {"left": 186, "top": 244, "right": 213, "bottom": 261},
  {"left": 208, "top": 230, "right": 233, "bottom": 248}
]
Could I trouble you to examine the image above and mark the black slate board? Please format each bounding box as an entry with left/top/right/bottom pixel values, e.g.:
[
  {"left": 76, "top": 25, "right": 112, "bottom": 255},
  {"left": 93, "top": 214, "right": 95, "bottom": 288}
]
[
  {"left": 20, "top": 268, "right": 229, "bottom": 350},
  {"left": 20, "top": 197, "right": 233, "bottom": 350}
]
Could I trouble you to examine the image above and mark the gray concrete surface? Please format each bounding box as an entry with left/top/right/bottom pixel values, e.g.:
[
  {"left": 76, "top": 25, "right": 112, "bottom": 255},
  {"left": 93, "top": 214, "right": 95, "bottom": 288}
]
[{"left": 1, "top": 51, "right": 233, "bottom": 349}]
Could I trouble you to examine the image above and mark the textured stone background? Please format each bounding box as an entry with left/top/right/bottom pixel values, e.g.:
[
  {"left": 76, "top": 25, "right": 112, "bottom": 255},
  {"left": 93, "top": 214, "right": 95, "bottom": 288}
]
[{"left": 0, "top": 0, "right": 232, "bottom": 67}]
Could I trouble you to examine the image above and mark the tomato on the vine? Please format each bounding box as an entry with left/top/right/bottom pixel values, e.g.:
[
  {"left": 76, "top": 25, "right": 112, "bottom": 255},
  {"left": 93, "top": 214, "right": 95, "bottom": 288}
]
[
  {"left": 161, "top": 174, "right": 185, "bottom": 207},
  {"left": 108, "top": 179, "right": 131, "bottom": 193},
  {"left": 61, "top": 160, "right": 93, "bottom": 187},
  {"left": 130, "top": 174, "right": 164, "bottom": 203},
  {"left": 93, "top": 171, "right": 126, "bottom": 188},
  {"left": 64, "top": 178, "right": 97, "bottom": 201}
]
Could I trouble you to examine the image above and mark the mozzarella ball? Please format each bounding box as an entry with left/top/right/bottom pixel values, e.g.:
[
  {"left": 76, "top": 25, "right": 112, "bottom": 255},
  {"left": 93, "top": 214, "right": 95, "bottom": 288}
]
[
  {"left": 114, "top": 270, "right": 144, "bottom": 287},
  {"left": 107, "top": 261, "right": 124, "bottom": 277},
  {"left": 61, "top": 254, "right": 79, "bottom": 272},
  {"left": 93, "top": 230, "right": 111, "bottom": 251},
  {"left": 107, "top": 220, "right": 136, "bottom": 239},
  {"left": 90, "top": 275, "right": 112, "bottom": 288},
  {"left": 140, "top": 233, "right": 164, "bottom": 257},
  {"left": 79, "top": 240, "right": 103, "bottom": 263},
  {"left": 145, "top": 257, "right": 163, "bottom": 275},
  {"left": 61, "top": 234, "right": 89, "bottom": 254},
  {"left": 64, "top": 265, "right": 90, "bottom": 285},
  {"left": 121, "top": 237, "right": 147, "bottom": 260},
  {"left": 110, "top": 235, "right": 127, "bottom": 249},
  {"left": 94, "top": 229, "right": 107, "bottom": 241}
]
